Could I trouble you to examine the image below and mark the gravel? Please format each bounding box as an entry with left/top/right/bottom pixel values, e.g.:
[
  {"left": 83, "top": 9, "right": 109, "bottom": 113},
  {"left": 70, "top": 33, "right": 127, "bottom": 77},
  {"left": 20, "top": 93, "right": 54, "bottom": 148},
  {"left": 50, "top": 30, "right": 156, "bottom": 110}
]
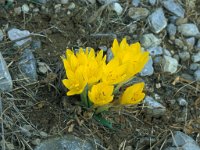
[{"left": 148, "top": 8, "right": 167, "bottom": 33}]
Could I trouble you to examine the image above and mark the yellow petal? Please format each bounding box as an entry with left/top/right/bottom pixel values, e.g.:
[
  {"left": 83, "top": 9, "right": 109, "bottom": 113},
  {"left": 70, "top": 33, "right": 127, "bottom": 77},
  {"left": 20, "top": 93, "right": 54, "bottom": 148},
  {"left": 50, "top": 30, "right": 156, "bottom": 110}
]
[
  {"left": 120, "top": 82, "right": 145, "bottom": 105},
  {"left": 88, "top": 82, "right": 114, "bottom": 106}
]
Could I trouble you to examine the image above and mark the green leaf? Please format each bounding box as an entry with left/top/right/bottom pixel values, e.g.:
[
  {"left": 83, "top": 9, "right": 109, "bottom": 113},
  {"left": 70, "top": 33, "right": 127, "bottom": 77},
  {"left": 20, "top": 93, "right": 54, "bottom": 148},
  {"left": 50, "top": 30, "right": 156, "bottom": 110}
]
[{"left": 93, "top": 114, "right": 113, "bottom": 129}]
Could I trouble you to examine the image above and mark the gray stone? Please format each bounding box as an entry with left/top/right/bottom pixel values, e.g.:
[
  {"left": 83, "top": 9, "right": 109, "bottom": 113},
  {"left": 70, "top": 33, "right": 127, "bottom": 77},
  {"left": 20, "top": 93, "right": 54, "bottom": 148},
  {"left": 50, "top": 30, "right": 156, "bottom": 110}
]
[
  {"left": 31, "top": 40, "right": 42, "bottom": 50},
  {"left": 162, "top": 55, "right": 178, "bottom": 74},
  {"left": 194, "top": 69, "right": 200, "bottom": 81},
  {"left": 140, "top": 33, "right": 161, "bottom": 48},
  {"left": 0, "top": 29, "right": 3, "bottom": 41},
  {"left": 97, "top": 0, "right": 118, "bottom": 5},
  {"left": 163, "top": 49, "right": 171, "bottom": 56},
  {"left": 182, "top": 142, "right": 200, "bottom": 150},
  {"left": 40, "top": 131, "right": 48, "bottom": 138},
  {"left": 0, "top": 52, "right": 13, "bottom": 92},
  {"left": 190, "top": 63, "right": 200, "bottom": 71},
  {"left": 162, "top": 0, "right": 185, "bottom": 17},
  {"left": 34, "top": 135, "right": 96, "bottom": 150},
  {"left": 60, "top": 0, "right": 69, "bottom": 4},
  {"left": 178, "top": 24, "right": 199, "bottom": 37},
  {"left": 149, "top": 0, "right": 156, "bottom": 6},
  {"left": 186, "top": 37, "right": 195, "bottom": 48},
  {"left": 144, "top": 96, "right": 166, "bottom": 118},
  {"left": 164, "top": 147, "right": 177, "bottom": 150},
  {"left": 110, "top": 2, "right": 123, "bottom": 15},
  {"left": 32, "top": 138, "right": 41, "bottom": 146},
  {"left": 128, "top": 7, "right": 149, "bottom": 20},
  {"left": 21, "top": 4, "right": 29, "bottom": 13},
  {"left": 34, "top": 0, "right": 49, "bottom": 4},
  {"left": 174, "top": 38, "right": 184, "bottom": 48},
  {"left": 177, "top": 98, "right": 188, "bottom": 106},
  {"left": 106, "top": 48, "right": 113, "bottom": 63},
  {"left": 148, "top": 8, "right": 167, "bottom": 33},
  {"left": 8, "top": 28, "right": 31, "bottom": 46},
  {"left": 147, "top": 46, "right": 163, "bottom": 56},
  {"left": 176, "top": 17, "right": 188, "bottom": 26},
  {"left": 14, "top": 7, "right": 22, "bottom": 15},
  {"left": 140, "top": 56, "right": 154, "bottom": 76},
  {"left": 18, "top": 49, "right": 37, "bottom": 82},
  {"left": 54, "top": 4, "right": 62, "bottom": 13},
  {"left": 192, "top": 52, "right": 200, "bottom": 63},
  {"left": 131, "top": 0, "right": 140, "bottom": 7},
  {"left": 167, "top": 24, "right": 176, "bottom": 38},
  {"left": 181, "top": 73, "right": 194, "bottom": 81},
  {"left": 173, "top": 54, "right": 180, "bottom": 62},
  {"left": 196, "top": 39, "right": 200, "bottom": 50},
  {"left": 173, "top": 131, "right": 200, "bottom": 150},
  {"left": 179, "top": 51, "right": 190, "bottom": 61}
]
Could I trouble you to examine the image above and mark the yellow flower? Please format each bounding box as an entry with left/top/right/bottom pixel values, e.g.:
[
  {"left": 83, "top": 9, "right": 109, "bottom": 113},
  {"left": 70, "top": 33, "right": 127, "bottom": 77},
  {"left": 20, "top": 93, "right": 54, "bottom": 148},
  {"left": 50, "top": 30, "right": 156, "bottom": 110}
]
[
  {"left": 62, "top": 49, "right": 79, "bottom": 78},
  {"left": 62, "top": 66, "right": 87, "bottom": 96},
  {"left": 102, "top": 58, "right": 128, "bottom": 85},
  {"left": 86, "top": 49, "right": 106, "bottom": 84},
  {"left": 120, "top": 82, "right": 145, "bottom": 105},
  {"left": 62, "top": 48, "right": 106, "bottom": 87},
  {"left": 112, "top": 38, "right": 149, "bottom": 79},
  {"left": 88, "top": 82, "right": 114, "bottom": 106}
]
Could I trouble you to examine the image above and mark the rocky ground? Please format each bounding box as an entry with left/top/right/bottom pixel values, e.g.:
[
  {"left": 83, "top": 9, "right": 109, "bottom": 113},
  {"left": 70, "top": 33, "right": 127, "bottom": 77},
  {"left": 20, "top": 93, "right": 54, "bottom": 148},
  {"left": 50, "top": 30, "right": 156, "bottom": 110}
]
[{"left": 0, "top": 0, "right": 200, "bottom": 149}]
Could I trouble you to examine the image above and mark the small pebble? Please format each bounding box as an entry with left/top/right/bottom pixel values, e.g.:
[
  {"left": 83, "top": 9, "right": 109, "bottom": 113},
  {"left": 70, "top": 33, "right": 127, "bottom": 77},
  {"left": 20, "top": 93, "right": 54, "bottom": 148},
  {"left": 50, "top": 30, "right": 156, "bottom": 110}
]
[
  {"left": 140, "top": 56, "right": 154, "bottom": 76},
  {"left": 149, "top": 0, "right": 156, "bottom": 6},
  {"left": 128, "top": 7, "right": 149, "bottom": 20},
  {"left": 54, "top": 4, "right": 61, "bottom": 13},
  {"left": 32, "top": 138, "right": 41, "bottom": 146},
  {"left": 174, "top": 38, "right": 184, "bottom": 48},
  {"left": 163, "top": 49, "right": 171, "bottom": 56},
  {"left": 0, "top": 30, "right": 3, "bottom": 41},
  {"left": 191, "top": 52, "right": 200, "bottom": 63},
  {"left": 148, "top": 8, "right": 167, "bottom": 33},
  {"left": 190, "top": 63, "right": 200, "bottom": 71},
  {"left": 177, "top": 98, "right": 188, "bottom": 106},
  {"left": 61, "top": 0, "right": 69, "bottom": 4},
  {"left": 22, "top": 4, "right": 30, "bottom": 13},
  {"left": 68, "top": 2, "right": 76, "bottom": 10},
  {"left": 175, "top": 17, "right": 188, "bottom": 26},
  {"left": 14, "top": 7, "right": 22, "bottom": 15},
  {"left": 178, "top": 24, "right": 199, "bottom": 37},
  {"left": 33, "top": 8, "right": 40, "bottom": 13},
  {"left": 179, "top": 51, "right": 190, "bottom": 61},
  {"left": 162, "top": 55, "right": 178, "bottom": 74},
  {"left": 181, "top": 73, "right": 194, "bottom": 81},
  {"left": 140, "top": 33, "right": 161, "bottom": 48},
  {"left": 40, "top": 131, "right": 48, "bottom": 138},
  {"left": 147, "top": 46, "right": 163, "bottom": 56},
  {"left": 110, "top": 2, "right": 123, "bottom": 15},
  {"left": 186, "top": 37, "right": 195, "bottom": 49},
  {"left": 167, "top": 23, "right": 176, "bottom": 39},
  {"left": 162, "top": 0, "right": 185, "bottom": 17},
  {"left": 194, "top": 69, "right": 200, "bottom": 81},
  {"left": 132, "top": 0, "right": 140, "bottom": 7},
  {"left": 8, "top": 28, "right": 31, "bottom": 46},
  {"left": 144, "top": 96, "right": 166, "bottom": 118}
]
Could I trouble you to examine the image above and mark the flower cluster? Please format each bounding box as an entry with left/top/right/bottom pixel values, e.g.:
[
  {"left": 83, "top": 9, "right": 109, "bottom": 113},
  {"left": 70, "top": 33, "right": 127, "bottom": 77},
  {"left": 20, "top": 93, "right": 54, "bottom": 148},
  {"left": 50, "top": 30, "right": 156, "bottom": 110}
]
[{"left": 62, "top": 38, "right": 149, "bottom": 108}]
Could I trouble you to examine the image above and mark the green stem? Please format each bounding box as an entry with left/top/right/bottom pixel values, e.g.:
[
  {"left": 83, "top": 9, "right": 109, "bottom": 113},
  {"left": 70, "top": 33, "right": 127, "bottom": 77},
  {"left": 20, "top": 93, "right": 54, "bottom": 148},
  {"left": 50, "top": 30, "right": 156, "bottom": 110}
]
[{"left": 80, "top": 86, "right": 88, "bottom": 108}]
